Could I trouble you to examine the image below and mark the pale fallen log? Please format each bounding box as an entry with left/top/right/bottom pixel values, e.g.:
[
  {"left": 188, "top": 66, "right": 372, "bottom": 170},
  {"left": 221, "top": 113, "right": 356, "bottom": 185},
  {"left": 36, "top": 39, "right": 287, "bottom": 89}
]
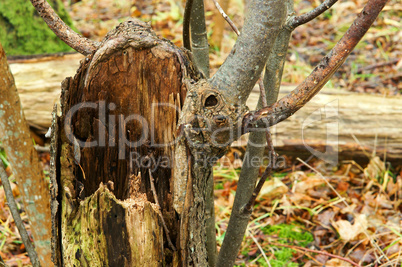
[
  {"left": 240, "top": 86, "right": 402, "bottom": 165},
  {"left": 9, "top": 53, "right": 84, "bottom": 130},
  {"left": 8, "top": 54, "right": 402, "bottom": 165}
]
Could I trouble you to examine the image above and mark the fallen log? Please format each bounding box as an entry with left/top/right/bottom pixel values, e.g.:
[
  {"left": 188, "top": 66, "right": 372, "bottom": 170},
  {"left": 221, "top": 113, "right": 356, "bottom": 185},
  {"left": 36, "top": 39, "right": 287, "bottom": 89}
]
[
  {"left": 8, "top": 54, "right": 402, "bottom": 166},
  {"left": 240, "top": 87, "right": 402, "bottom": 166},
  {"left": 9, "top": 53, "right": 84, "bottom": 130}
]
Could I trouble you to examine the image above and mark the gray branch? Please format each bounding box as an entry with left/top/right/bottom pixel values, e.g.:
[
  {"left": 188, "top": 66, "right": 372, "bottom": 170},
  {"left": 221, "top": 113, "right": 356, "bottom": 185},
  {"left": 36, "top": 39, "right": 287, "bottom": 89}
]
[
  {"left": 216, "top": 1, "right": 297, "bottom": 264},
  {"left": 210, "top": 0, "right": 287, "bottom": 104},
  {"left": 183, "top": 0, "right": 193, "bottom": 50},
  {"left": 0, "top": 165, "right": 40, "bottom": 267},
  {"left": 190, "top": 0, "right": 210, "bottom": 77}
]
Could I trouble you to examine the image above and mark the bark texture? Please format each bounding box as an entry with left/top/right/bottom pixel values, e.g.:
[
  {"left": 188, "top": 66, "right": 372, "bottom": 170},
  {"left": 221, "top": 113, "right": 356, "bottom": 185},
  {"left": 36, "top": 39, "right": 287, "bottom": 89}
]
[
  {"left": 210, "top": 0, "right": 286, "bottom": 104},
  {"left": 0, "top": 43, "right": 53, "bottom": 266}
]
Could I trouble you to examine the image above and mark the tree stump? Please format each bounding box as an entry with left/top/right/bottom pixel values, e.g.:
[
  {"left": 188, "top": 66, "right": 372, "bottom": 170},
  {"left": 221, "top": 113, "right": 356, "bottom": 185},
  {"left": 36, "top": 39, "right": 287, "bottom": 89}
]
[{"left": 51, "top": 19, "right": 201, "bottom": 266}]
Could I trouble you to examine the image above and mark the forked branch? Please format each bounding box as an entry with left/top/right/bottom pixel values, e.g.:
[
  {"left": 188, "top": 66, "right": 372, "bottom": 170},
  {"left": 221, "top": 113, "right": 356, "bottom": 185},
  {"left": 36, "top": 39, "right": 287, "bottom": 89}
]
[
  {"left": 242, "top": 0, "right": 388, "bottom": 133},
  {"left": 30, "top": 0, "right": 98, "bottom": 55}
]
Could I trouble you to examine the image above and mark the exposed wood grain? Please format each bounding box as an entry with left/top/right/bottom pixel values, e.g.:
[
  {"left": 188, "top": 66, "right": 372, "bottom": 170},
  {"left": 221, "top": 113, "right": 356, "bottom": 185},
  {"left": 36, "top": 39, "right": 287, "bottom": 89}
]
[{"left": 53, "top": 20, "right": 202, "bottom": 265}]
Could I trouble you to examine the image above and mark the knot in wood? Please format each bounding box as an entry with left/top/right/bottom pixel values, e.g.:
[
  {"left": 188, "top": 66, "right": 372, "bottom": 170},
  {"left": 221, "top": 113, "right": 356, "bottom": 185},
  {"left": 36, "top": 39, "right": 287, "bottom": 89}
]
[{"left": 178, "top": 79, "right": 247, "bottom": 158}]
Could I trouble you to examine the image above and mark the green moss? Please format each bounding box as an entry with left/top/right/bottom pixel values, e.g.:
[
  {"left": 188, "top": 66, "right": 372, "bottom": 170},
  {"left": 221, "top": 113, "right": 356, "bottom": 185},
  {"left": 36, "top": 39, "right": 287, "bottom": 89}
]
[
  {"left": 0, "top": 0, "right": 77, "bottom": 55},
  {"left": 262, "top": 223, "right": 314, "bottom": 247},
  {"left": 259, "top": 223, "right": 314, "bottom": 266}
]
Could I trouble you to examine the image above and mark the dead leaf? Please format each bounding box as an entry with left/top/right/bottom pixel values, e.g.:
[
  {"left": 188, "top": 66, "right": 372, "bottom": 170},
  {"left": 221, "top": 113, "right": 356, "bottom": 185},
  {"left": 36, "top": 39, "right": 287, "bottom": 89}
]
[
  {"left": 325, "top": 258, "right": 352, "bottom": 267},
  {"left": 332, "top": 214, "right": 368, "bottom": 242},
  {"left": 258, "top": 178, "right": 288, "bottom": 200}
]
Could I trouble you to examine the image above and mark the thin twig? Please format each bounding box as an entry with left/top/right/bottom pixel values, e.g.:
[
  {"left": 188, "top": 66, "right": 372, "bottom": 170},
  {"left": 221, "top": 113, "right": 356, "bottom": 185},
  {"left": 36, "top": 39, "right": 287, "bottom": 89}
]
[
  {"left": 183, "top": 0, "right": 194, "bottom": 50},
  {"left": 211, "top": 0, "right": 240, "bottom": 35},
  {"left": 0, "top": 165, "right": 41, "bottom": 267},
  {"left": 248, "top": 230, "right": 272, "bottom": 267},
  {"left": 289, "top": 0, "right": 339, "bottom": 29},
  {"left": 356, "top": 58, "right": 399, "bottom": 74},
  {"left": 270, "top": 242, "right": 362, "bottom": 267},
  {"left": 148, "top": 169, "right": 176, "bottom": 251},
  {"left": 29, "top": 0, "right": 98, "bottom": 55}
]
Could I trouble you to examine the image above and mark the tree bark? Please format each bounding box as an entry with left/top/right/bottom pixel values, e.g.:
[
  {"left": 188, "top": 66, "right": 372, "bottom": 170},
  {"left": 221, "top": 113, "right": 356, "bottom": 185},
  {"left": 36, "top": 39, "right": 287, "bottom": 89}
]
[
  {"left": 51, "top": 19, "right": 205, "bottom": 265},
  {"left": 0, "top": 43, "right": 54, "bottom": 266}
]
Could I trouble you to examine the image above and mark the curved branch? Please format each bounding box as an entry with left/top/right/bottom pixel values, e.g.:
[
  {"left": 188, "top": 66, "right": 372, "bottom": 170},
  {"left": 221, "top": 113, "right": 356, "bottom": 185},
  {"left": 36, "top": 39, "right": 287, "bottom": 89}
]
[
  {"left": 289, "top": 0, "right": 339, "bottom": 29},
  {"left": 183, "top": 0, "right": 193, "bottom": 50},
  {"left": 190, "top": 0, "right": 210, "bottom": 77},
  {"left": 210, "top": 0, "right": 287, "bottom": 104},
  {"left": 242, "top": 0, "right": 388, "bottom": 132},
  {"left": 30, "top": 0, "right": 98, "bottom": 55}
]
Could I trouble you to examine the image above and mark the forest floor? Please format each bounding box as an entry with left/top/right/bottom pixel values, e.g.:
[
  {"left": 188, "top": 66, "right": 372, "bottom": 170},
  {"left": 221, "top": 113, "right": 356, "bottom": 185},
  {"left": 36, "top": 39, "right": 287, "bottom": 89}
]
[{"left": 0, "top": 0, "right": 401, "bottom": 266}]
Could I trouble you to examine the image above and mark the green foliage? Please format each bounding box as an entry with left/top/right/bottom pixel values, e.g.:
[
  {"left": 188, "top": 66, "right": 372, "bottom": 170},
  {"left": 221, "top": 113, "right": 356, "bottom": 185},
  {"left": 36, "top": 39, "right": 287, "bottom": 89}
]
[{"left": 0, "top": 0, "right": 76, "bottom": 55}]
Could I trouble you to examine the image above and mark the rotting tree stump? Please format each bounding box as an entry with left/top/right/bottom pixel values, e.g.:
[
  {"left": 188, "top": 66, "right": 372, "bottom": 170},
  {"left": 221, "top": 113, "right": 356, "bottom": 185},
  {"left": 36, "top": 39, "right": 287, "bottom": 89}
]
[{"left": 50, "top": 19, "right": 202, "bottom": 266}]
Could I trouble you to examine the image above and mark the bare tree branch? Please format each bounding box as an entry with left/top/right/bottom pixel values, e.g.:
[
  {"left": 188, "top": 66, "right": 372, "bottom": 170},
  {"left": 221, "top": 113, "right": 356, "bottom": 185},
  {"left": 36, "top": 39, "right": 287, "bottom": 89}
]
[
  {"left": 243, "top": 80, "right": 278, "bottom": 212},
  {"left": 243, "top": 128, "right": 276, "bottom": 212},
  {"left": 215, "top": 2, "right": 289, "bottom": 265},
  {"left": 210, "top": 0, "right": 230, "bottom": 49},
  {"left": 288, "top": 0, "right": 339, "bottom": 29},
  {"left": 0, "top": 165, "right": 40, "bottom": 267},
  {"left": 242, "top": 0, "right": 388, "bottom": 132},
  {"left": 183, "top": 0, "right": 193, "bottom": 50},
  {"left": 29, "top": 0, "right": 98, "bottom": 55},
  {"left": 210, "top": 0, "right": 287, "bottom": 104},
  {"left": 190, "top": 0, "right": 210, "bottom": 77},
  {"left": 211, "top": 0, "right": 240, "bottom": 35}
]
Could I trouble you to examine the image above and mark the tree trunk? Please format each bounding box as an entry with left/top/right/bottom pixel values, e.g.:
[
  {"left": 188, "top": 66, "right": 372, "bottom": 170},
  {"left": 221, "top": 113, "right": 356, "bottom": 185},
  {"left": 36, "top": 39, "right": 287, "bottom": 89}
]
[{"left": 50, "top": 19, "right": 206, "bottom": 266}]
